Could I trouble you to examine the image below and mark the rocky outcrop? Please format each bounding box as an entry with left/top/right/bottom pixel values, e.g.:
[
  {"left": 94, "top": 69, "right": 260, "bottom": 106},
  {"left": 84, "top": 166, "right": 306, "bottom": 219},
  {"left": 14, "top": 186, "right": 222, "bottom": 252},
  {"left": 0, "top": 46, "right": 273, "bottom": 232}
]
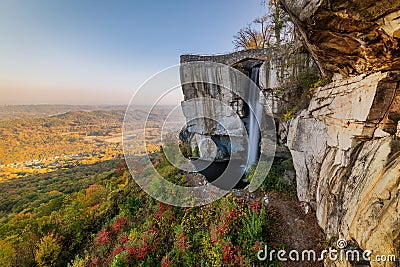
[
  {"left": 281, "top": 1, "right": 400, "bottom": 264},
  {"left": 180, "top": 4, "right": 400, "bottom": 259},
  {"left": 180, "top": 62, "right": 249, "bottom": 159},
  {"left": 287, "top": 71, "right": 400, "bottom": 265},
  {"left": 281, "top": 0, "right": 400, "bottom": 77},
  {"left": 179, "top": 61, "right": 278, "bottom": 160},
  {"left": 180, "top": 49, "right": 318, "bottom": 155}
]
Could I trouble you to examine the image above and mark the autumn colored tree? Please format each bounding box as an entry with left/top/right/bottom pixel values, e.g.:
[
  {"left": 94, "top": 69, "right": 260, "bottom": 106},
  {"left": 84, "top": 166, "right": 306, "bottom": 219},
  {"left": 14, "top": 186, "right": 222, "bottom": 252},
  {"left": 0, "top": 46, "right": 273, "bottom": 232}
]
[
  {"left": 233, "top": 0, "right": 296, "bottom": 50},
  {"left": 35, "top": 233, "right": 62, "bottom": 267},
  {"left": 233, "top": 15, "right": 270, "bottom": 49},
  {"left": 0, "top": 240, "right": 14, "bottom": 267}
]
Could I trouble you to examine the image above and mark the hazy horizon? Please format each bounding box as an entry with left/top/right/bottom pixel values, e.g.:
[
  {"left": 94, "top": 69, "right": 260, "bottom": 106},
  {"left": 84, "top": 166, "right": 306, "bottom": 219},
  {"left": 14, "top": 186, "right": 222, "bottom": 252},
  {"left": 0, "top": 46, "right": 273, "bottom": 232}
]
[{"left": 0, "top": 0, "right": 265, "bottom": 105}]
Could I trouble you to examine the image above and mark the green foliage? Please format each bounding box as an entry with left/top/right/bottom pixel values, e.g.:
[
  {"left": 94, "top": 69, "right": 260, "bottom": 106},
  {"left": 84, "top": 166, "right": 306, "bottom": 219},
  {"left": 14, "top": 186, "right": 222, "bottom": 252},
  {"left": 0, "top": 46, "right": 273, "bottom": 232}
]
[
  {"left": 110, "top": 253, "right": 128, "bottom": 267},
  {"left": 244, "top": 164, "right": 257, "bottom": 183},
  {"left": 261, "top": 158, "right": 297, "bottom": 196},
  {"left": 308, "top": 77, "right": 331, "bottom": 95},
  {"left": 0, "top": 240, "right": 14, "bottom": 267},
  {"left": 242, "top": 207, "right": 267, "bottom": 242},
  {"left": 0, "top": 149, "right": 291, "bottom": 267},
  {"left": 0, "top": 158, "right": 127, "bottom": 267},
  {"left": 124, "top": 194, "right": 142, "bottom": 216},
  {"left": 35, "top": 233, "right": 62, "bottom": 267},
  {"left": 61, "top": 157, "right": 283, "bottom": 267},
  {"left": 0, "top": 160, "right": 118, "bottom": 218},
  {"left": 67, "top": 255, "right": 89, "bottom": 267},
  {"left": 179, "top": 142, "right": 192, "bottom": 158},
  {"left": 192, "top": 146, "right": 200, "bottom": 158},
  {"left": 152, "top": 150, "right": 187, "bottom": 186},
  {"left": 283, "top": 107, "right": 297, "bottom": 122},
  {"left": 296, "top": 70, "right": 322, "bottom": 92}
]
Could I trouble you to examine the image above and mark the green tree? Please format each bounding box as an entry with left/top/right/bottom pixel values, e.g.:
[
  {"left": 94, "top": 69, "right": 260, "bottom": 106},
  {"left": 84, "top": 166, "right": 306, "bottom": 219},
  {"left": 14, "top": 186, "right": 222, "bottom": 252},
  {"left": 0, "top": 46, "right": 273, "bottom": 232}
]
[
  {"left": 0, "top": 240, "right": 15, "bottom": 267},
  {"left": 35, "top": 233, "right": 62, "bottom": 267}
]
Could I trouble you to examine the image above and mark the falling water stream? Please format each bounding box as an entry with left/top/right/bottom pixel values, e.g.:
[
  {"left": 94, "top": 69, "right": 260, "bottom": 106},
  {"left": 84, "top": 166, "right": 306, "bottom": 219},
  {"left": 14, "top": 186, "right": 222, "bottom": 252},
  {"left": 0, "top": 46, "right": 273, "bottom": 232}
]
[{"left": 246, "top": 66, "right": 262, "bottom": 168}]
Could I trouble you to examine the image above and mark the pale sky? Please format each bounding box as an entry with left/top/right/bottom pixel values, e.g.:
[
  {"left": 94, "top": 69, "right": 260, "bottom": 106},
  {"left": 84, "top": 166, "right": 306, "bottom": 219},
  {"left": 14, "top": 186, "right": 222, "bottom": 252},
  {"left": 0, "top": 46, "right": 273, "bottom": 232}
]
[{"left": 0, "top": 0, "right": 265, "bottom": 105}]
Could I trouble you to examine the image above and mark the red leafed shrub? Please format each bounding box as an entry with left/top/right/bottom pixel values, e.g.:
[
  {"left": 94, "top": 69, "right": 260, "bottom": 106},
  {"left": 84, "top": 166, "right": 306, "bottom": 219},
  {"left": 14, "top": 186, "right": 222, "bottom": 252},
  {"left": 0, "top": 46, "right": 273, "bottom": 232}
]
[
  {"left": 94, "top": 229, "right": 109, "bottom": 246},
  {"left": 250, "top": 200, "right": 261, "bottom": 212},
  {"left": 137, "top": 241, "right": 149, "bottom": 259},
  {"left": 91, "top": 256, "right": 99, "bottom": 266},
  {"left": 128, "top": 247, "right": 137, "bottom": 256},
  {"left": 155, "top": 202, "right": 172, "bottom": 220},
  {"left": 127, "top": 229, "right": 159, "bottom": 261},
  {"left": 114, "top": 246, "right": 124, "bottom": 256},
  {"left": 211, "top": 233, "right": 218, "bottom": 243},
  {"left": 210, "top": 221, "right": 228, "bottom": 244},
  {"left": 227, "top": 209, "right": 236, "bottom": 220},
  {"left": 176, "top": 232, "right": 189, "bottom": 252},
  {"left": 112, "top": 216, "right": 128, "bottom": 233},
  {"left": 234, "top": 251, "right": 247, "bottom": 266},
  {"left": 161, "top": 255, "right": 173, "bottom": 267},
  {"left": 253, "top": 241, "right": 263, "bottom": 252},
  {"left": 120, "top": 233, "right": 129, "bottom": 243},
  {"left": 222, "top": 242, "right": 234, "bottom": 264}
]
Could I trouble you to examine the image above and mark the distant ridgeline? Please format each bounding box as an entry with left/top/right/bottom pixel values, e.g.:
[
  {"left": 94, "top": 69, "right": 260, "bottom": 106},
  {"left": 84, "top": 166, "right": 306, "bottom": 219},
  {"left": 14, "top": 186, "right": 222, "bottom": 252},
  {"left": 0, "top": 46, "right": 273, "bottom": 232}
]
[{"left": 0, "top": 104, "right": 128, "bottom": 120}]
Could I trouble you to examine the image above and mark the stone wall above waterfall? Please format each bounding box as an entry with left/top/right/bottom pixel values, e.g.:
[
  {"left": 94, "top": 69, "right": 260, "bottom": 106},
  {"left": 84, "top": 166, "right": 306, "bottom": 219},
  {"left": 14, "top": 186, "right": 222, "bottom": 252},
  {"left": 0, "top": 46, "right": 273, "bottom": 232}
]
[
  {"left": 287, "top": 71, "right": 400, "bottom": 265},
  {"left": 180, "top": 49, "right": 271, "bottom": 66}
]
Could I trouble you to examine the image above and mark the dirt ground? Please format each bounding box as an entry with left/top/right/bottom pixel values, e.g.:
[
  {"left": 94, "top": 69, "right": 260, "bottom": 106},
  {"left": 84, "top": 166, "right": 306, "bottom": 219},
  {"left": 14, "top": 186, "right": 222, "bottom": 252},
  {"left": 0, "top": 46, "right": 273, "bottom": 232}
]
[{"left": 266, "top": 191, "right": 326, "bottom": 267}]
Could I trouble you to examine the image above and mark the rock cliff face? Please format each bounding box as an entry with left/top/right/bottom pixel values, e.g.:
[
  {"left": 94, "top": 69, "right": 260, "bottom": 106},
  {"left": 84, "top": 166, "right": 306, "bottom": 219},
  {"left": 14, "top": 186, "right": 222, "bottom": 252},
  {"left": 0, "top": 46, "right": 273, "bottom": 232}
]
[
  {"left": 179, "top": 59, "right": 278, "bottom": 162},
  {"left": 282, "top": 0, "right": 400, "bottom": 265},
  {"left": 281, "top": 0, "right": 400, "bottom": 77},
  {"left": 180, "top": 51, "right": 317, "bottom": 159},
  {"left": 287, "top": 72, "right": 400, "bottom": 263},
  {"left": 180, "top": 62, "right": 250, "bottom": 159}
]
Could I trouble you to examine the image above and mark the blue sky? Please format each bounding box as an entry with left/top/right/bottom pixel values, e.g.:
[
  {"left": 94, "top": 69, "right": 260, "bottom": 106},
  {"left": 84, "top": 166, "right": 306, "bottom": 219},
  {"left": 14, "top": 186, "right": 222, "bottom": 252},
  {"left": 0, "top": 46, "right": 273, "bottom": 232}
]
[{"left": 0, "top": 0, "right": 265, "bottom": 105}]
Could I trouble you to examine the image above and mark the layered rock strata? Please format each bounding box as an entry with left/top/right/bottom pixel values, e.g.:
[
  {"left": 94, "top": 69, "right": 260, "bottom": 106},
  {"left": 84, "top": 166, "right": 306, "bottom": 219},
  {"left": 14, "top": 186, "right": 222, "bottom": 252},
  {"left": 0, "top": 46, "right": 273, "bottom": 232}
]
[{"left": 287, "top": 71, "right": 400, "bottom": 265}]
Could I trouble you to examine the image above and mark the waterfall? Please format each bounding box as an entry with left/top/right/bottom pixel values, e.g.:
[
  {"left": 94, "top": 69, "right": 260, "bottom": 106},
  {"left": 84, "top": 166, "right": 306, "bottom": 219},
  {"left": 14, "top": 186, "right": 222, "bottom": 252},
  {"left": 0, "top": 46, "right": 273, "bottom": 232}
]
[{"left": 246, "top": 66, "right": 262, "bottom": 168}]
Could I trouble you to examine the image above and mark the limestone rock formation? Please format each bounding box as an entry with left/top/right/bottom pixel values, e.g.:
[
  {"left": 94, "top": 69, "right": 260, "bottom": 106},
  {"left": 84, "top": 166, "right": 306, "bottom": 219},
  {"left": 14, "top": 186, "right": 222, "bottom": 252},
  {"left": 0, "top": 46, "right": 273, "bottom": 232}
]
[
  {"left": 281, "top": 0, "right": 400, "bottom": 77},
  {"left": 179, "top": 50, "right": 317, "bottom": 158},
  {"left": 179, "top": 61, "right": 277, "bottom": 161},
  {"left": 281, "top": 1, "right": 400, "bottom": 265},
  {"left": 287, "top": 71, "right": 400, "bottom": 265}
]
